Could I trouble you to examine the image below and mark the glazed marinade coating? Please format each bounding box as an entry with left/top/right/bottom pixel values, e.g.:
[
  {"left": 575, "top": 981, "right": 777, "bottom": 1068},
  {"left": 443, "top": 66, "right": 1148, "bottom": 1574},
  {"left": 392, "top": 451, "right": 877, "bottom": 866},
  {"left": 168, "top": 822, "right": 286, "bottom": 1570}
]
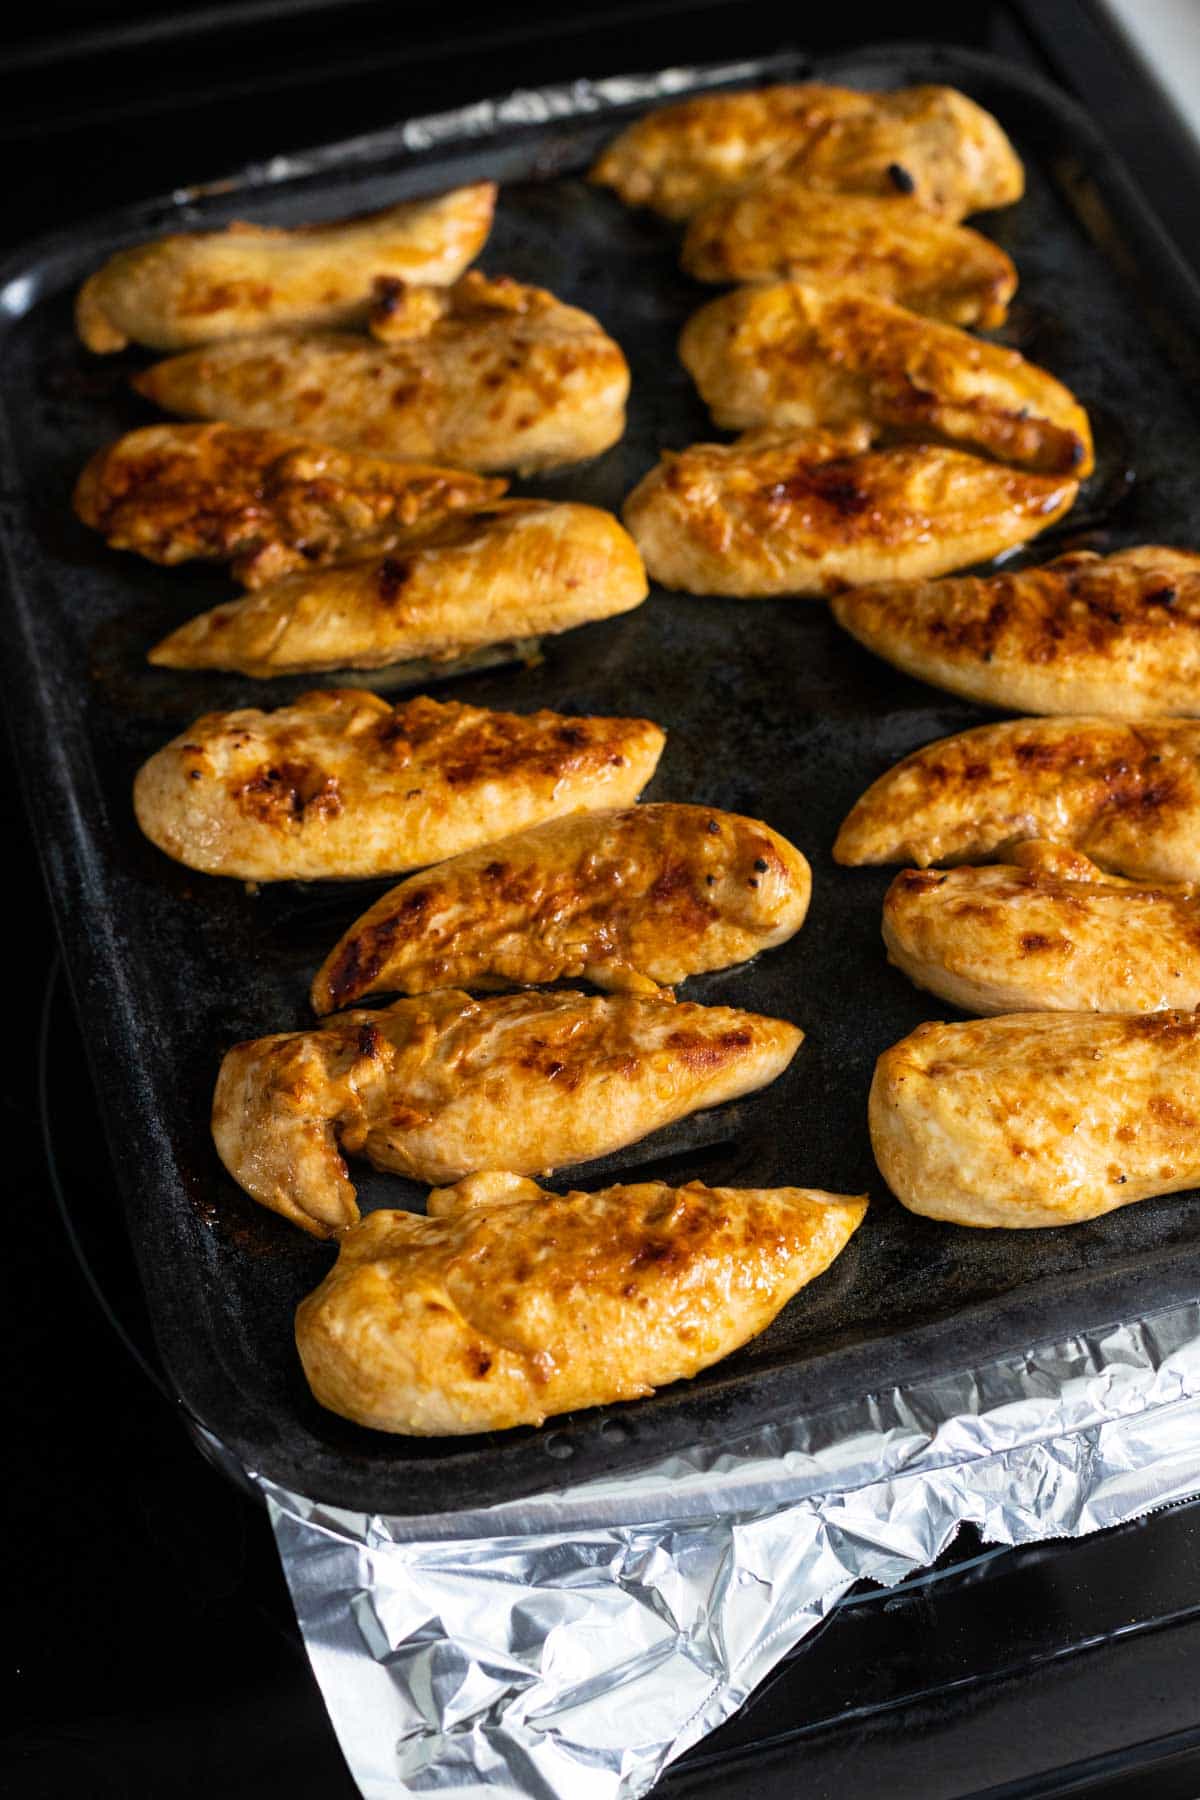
[
  {"left": 134, "top": 272, "right": 630, "bottom": 474},
  {"left": 590, "top": 83, "right": 1023, "bottom": 221},
  {"left": 311, "top": 803, "right": 812, "bottom": 1011},
  {"left": 622, "top": 427, "right": 1078, "bottom": 598},
  {"left": 73, "top": 423, "right": 507, "bottom": 586},
  {"left": 680, "top": 186, "right": 1017, "bottom": 327},
  {"left": 134, "top": 689, "right": 666, "bottom": 881},
  {"left": 147, "top": 500, "right": 649, "bottom": 677},
  {"left": 870, "top": 1010, "right": 1200, "bottom": 1227},
  {"left": 76, "top": 183, "right": 497, "bottom": 352},
  {"left": 213, "top": 991, "right": 804, "bottom": 1236},
  {"left": 831, "top": 548, "right": 1200, "bottom": 717},
  {"left": 296, "top": 1172, "right": 867, "bottom": 1433},
  {"left": 835, "top": 717, "right": 1200, "bottom": 881},
  {"left": 679, "top": 283, "right": 1092, "bottom": 476},
  {"left": 883, "top": 842, "right": 1200, "bottom": 1015}
]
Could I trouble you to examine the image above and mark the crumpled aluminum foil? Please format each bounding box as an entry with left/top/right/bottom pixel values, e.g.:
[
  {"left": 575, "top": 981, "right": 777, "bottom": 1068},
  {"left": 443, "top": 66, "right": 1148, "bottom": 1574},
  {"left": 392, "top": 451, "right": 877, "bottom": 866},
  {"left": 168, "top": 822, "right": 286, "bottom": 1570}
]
[{"left": 257, "top": 1295, "right": 1200, "bottom": 1799}]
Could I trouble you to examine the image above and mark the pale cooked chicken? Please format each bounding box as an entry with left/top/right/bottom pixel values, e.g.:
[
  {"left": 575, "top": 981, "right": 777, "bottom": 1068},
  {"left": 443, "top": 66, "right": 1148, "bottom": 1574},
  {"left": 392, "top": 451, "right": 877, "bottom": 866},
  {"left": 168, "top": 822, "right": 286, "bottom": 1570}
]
[
  {"left": 311, "top": 803, "right": 811, "bottom": 1012},
  {"left": 622, "top": 428, "right": 1078, "bottom": 598},
  {"left": 835, "top": 717, "right": 1200, "bottom": 882},
  {"left": 134, "top": 689, "right": 665, "bottom": 881},
  {"left": 831, "top": 548, "right": 1200, "bottom": 717},
  {"left": 73, "top": 423, "right": 507, "bottom": 586},
  {"left": 590, "top": 83, "right": 1023, "bottom": 221},
  {"left": 679, "top": 283, "right": 1092, "bottom": 476},
  {"left": 870, "top": 1010, "right": 1200, "bottom": 1227},
  {"left": 883, "top": 842, "right": 1200, "bottom": 1015},
  {"left": 213, "top": 990, "right": 803, "bottom": 1236},
  {"left": 681, "top": 186, "right": 1017, "bottom": 327},
  {"left": 296, "top": 1172, "right": 866, "bottom": 1433},
  {"left": 76, "top": 183, "right": 496, "bottom": 353},
  {"left": 134, "top": 272, "right": 630, "bottom": 474},
  {"left": 147, "top": 500, "right": 648, "bottom": 677}
]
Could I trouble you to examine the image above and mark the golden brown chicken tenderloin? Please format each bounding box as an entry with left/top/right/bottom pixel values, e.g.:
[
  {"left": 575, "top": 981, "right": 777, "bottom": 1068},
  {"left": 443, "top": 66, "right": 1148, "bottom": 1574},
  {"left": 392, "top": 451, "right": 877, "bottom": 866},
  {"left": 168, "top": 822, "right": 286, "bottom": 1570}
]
[
  {"left": 679, "top": 283, "right": 1092, "bottom": 477},
  {"left": 681, "top": 186, "right": 1017, "bottom": 328},
  {"left": 870, "top": 1010, "right": 1200, "bottom": 1228},
  {"left": 76, "top": 184, "right": 496, "bottom": 353},
  {"left": 134, "top": 690, "right": 665, "bottom": 882},
  {"left": 311, "top": 803, "right": 812, "bottom": 1012},
  {"left": 589, "top": 83, "right": 1022, "bottom": 221},
  {"left": 622, "top": 429, "right": 1078, "bottom": 598},
  {"left": 296, "top": 1172, "right": 867, "bottom": 1433},
  {"left": 146, "top": 500, "right": 648, "bottom": 677},
  {"left": 213, "top": 991, "right": 803, "bottom": 1236},
  {"left": 73, "top": 423, "right": 507, "bottom": 587},
  {"left": 831, "top": 548, "right": 1200, "bottom": 717},
  {"left": 134, "top": 272, "right": 630, "bottom": 475},
  {"left": 883, "top": 842, "right": 1200, "bottom": 1016},
  {"left": 835, "top": 716, "right": 1200, "bottom": 882}
]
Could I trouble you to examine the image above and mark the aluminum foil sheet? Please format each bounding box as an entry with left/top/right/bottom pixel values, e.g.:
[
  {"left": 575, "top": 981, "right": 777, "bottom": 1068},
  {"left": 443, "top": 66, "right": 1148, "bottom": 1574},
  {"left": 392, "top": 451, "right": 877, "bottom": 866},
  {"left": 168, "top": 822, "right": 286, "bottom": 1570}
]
[{"left": 256, "top": 1295, "right": 1200, "bottom": 1799}]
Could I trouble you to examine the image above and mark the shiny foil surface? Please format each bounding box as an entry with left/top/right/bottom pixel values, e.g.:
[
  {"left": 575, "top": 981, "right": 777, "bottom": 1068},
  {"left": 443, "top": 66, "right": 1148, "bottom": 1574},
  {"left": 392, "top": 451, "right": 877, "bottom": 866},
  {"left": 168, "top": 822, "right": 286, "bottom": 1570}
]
[{"left": 261, "top": 1297, "right": 1200, "bottom": 1798}]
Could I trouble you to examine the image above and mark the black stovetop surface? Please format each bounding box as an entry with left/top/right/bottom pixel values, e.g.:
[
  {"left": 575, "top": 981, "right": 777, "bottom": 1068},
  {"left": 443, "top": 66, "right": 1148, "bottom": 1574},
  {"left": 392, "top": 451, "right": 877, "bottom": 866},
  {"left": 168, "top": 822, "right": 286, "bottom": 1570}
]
[{"left": 6, "top": 3, "right": 1200, "bottom": 1796}]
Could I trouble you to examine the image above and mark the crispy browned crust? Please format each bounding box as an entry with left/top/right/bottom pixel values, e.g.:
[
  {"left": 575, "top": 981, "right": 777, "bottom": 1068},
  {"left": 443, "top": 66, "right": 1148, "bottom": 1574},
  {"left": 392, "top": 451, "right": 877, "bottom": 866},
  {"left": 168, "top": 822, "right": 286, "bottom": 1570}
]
[
  {"left": 590, "top": 83, "right": 1023, "bottom": 221},
  {"left": 835, "top": 717, "right": 1200, "bottom": 881},
  {"left": 146, "top": 499, "right": 648, "bottom": 676},
  {"left": 134, "top": 689, "right": 666, "bottom": 881},
  {"left": 73, "top": 423, "right": 508, "bottom": 584},
  {"left": 133, "top": 272, "right": 630, "bottom": 474},
  {"left": 883, "top": 842, "right": 1200, "bottom": 1015},
  {"left": 679, "top": 283, "right": 1092, "bottom": 476},
  {"left": 213, "top": 990, "right": 804, "bottom": 1236},
  {"left": 831, "top": 547, "right": 1200, "bottom": 716},
  {"left": 311, "top": 803, "right": 812, "bottom": 1011},
  {"left": 295, "top": 1173, "right": 866, "bottom": 1433},
  {"left": 870, "top": 1010, "right": 1200, "bottom": 1227},
  {"left": 622, "top": 429, "right": 1078, "bottom": 597},
  {"left": 76, "top": 183, "right": 497, "bottom": 352},
  {"left": 680, "top": 185, "right": 1017, "bottom": 326}
]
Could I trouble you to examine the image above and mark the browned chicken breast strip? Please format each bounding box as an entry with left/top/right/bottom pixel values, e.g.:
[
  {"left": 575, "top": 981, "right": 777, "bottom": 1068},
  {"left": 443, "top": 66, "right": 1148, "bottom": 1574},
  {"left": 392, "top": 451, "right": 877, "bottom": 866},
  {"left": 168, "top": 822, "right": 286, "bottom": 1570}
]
[
  {"left": 134, "top": 689, "right": 665, "bottom": 881},
  {"left": 311, "top": 803, "right": 812, "bottom": 1012},
  {"left": 296, "top": 1171, "right": 866, "bottom": 1433},
  {"left": 213, "top": 990, "right": 803, "bottom": 1236},
  {"left": 884, "top": 842, "right": 1200, "bottom": 1015},
  {"left": 623, "top": 428, "right": 1078, "bottom": 598},
  {"left": 835, "top": 717, "right": 1200, "bottom": 881},
  {"left": 73, "top": 423, "right": 507, "bottom": 587},
  {"left": 146, "top": 500, "right": 648, "bottom": 677},
  {"left": 870, "top": 1010, "right": 1200, "bottom": 1228},
  {"left": 831, "top": 547, "right": 1200, "bottom": 717},
  {"left": 681, "top": 186, "right": 1017, "bottom": 327},
  {"left": 134, "top": 272, "right": 629, "bottom": 474},
  {"left": 590, "top": 83, "right": 1023, "bottom": 221},
  {"left": 76, "top": 183, "right": 496, "bottom": 353},
  {"left": 679, "top": 283, "right": 1092, "bottom": 476}
]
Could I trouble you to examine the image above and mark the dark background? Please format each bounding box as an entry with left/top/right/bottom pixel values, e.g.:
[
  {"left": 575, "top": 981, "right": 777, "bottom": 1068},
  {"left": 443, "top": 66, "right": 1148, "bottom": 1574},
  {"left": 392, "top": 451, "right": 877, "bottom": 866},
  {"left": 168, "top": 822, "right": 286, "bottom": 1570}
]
[{"left": 5, "top": 3, "right": 1200, "bottom": 1796}]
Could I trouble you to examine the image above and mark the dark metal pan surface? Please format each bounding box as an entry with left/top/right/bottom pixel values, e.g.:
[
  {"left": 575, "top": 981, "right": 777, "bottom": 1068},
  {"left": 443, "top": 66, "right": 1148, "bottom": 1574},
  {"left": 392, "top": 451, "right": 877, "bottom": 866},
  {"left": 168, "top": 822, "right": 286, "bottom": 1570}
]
[{"left": 4, "top": 43, "right": 1200, "bottom": 1513}]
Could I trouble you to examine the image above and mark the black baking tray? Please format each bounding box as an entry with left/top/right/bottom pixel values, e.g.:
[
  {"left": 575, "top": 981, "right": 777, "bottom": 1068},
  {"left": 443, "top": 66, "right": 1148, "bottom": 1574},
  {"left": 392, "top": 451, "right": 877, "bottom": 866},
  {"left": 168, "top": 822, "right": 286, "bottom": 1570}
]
[{"left": 5, "top": 41, "right": 1200, "bottom": 1515}]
